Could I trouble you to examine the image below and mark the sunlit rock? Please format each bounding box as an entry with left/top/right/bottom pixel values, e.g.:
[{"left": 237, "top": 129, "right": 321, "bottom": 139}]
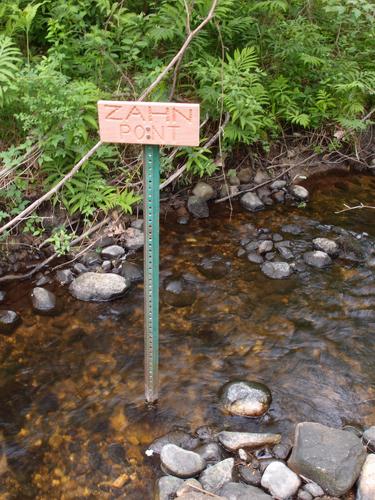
[
  {"left": 69, "top": 272, "right": 129, "bottom": 302},
  {"left": 31, "top": 287, "right": 57, "bottom": 313},
  {"left": 303, "top": 250, "right": 332, "bottom": 268},
  {"left": 199, "top": 457, "right": 234, "bottom": 492},
  {"left": 261, "top": 461, "right": 301, "bottom": 499},
  {"left": 160, "top": 444, "right": 205, "bottom": 478},
  {"left": 218, "top": 431, "right": 281, "bottom": 452},
  {"left": 219, "top": 380, "right": 272, "bottom": 417}
]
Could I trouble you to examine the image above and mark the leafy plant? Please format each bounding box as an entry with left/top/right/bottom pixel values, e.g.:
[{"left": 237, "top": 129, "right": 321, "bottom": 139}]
[{"left": 0, "top": 35, "right": 21, "bottom": 106}]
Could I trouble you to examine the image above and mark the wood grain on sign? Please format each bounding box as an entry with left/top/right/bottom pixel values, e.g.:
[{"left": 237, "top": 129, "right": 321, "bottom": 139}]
[{"left": 97, "top": 101, "right": 200, "bottom": 147}]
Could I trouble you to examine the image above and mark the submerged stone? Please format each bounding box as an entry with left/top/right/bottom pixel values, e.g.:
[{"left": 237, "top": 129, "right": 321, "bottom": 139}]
[
  {"left": 0, "top": 310, "right": 20, "bottom": 335},
  {"left": 261, "top": 262, "right": 292, "bottom": 279},
  {"left": 31, "top": 287, "right": 57, "bottom": 313},
  {"left": 187, "top": 196, "right": 209, "bottom": 218},
  {"left": 288, "top": 422, "right": 366, "bottom": 496},
  {"left": 162, "top": 277, "right": 197, "bottom": 307},
  {"left": 160, "top": 444, "right": 205, "bottom": 478},
  {"left": 219, "top": 380, "right": 272, "bottom": 417},
  {"left": 154, "top": 475, "right": 183, "bottom": 500},
  {"left": 69, "top": 272, "right": 129, "bottom": 302},
  {"left": 218, "top": 431, "right": 281, "bottom": 452},
  {"left": 197, "top": 256, "right": 230, "bottom": 280}
]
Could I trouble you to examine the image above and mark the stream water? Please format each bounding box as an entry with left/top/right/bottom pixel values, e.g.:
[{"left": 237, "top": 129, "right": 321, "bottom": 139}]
[{"left": 0, "top": 172, "right": 375, "bottom": 499}]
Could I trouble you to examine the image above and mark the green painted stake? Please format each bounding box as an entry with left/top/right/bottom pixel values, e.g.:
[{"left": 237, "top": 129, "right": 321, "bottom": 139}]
[{"left": 143, "top": 145, "right": 160, "bottom": 403}]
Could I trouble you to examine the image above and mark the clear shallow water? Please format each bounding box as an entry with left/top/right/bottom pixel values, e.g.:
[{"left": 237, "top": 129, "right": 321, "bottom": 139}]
[{"left": 0, "top": 172, "right": 375, "bottom": 498}]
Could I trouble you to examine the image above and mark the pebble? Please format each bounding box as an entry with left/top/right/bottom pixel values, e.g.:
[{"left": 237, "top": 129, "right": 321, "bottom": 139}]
[
  {"left": 240, "top": 192, "right": 264, "bottom": 212},
  {"left": 238, "top": 464, "right": 262, "bottom": 486},
  {"left": 0, "top": 310, "right": 21, "bottom": 335},
  {"left": 102, "top": 260, "right": 112, "bottom": 272},
  {"left": 199, "top": 457, "right": 234, "bottom": 492},
  {"left": 290, "top": 185, "right": 309, "bottom": 200},
  {"left": 261, "top": 262, "right": 292, "bottom": 279},
  {"left": 124, "top": 227, "right": 144, "bottom": 250},
  {"left": 356, "top": 453, "right": 375, "bottom": 500},
  {"left": 101, "top": 245, "right": 125, "bottom": 259},
  {"left": 277, "top": 246, "right": 294, "bottom": 260},
  {"left": 219, "top": 380, "right": 272, "bottom": 417},
  {"left": 303, "top": 251, "right": 332, "bottom": 268},
  {"left": 261, "top": 461, "right": 301, "bottom": 499},
  {"left": 192, "top": 181, "right": 215, "bottom": 201},
  {"left": 313, "top": 238, "right": 339, "bottom": 257},
  {"left": 258, "top": 240, "right": 273, "bottom": 254},
  {"left": 160, "top": 444, "right": 205, "bottom": 478},
  {"left": 31, "top": 287, "right": 56, "bottom": 313},
  {"left": 218, "top": 431, "right": 281, "bottom": 452}
]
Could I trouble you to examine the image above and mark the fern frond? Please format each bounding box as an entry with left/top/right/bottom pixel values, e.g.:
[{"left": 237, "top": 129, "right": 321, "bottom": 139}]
[{"left": 0, "top": 35, "right": 21, "bottom": 107}]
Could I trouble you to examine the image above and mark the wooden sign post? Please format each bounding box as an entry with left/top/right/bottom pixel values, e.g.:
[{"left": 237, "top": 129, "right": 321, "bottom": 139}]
[{"left": 98, "top": 101, "right": 200, "bottom": 402}]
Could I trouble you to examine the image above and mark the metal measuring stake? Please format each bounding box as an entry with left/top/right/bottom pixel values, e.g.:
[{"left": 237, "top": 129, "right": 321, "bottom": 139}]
[{"left": 97, "top": 100, "right": 200, "bottom": 402}]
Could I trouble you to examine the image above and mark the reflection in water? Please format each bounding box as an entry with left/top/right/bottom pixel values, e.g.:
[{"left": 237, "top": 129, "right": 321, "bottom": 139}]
[{"left": 0, "top": 173, "right": 375, "bottom": 498}]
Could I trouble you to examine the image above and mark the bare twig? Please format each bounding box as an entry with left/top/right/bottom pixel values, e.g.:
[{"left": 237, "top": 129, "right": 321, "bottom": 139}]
[
  {"left": 335, "top": 202, "right": 375, "bottom": 214},
  {"left": 139, "top": 0, "right": 218, "bottom": 100},
  {"left": 0, "top": 217, "right": 110, "bottom": 282}
]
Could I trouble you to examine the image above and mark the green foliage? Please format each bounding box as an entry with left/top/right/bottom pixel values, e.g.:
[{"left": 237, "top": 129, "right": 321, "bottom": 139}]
[
  {"left": 0, "top": 0, "right": 374, "bottom": 229},
  {"left": 46, "top": 226, "right": 75, "bottom": 256}
]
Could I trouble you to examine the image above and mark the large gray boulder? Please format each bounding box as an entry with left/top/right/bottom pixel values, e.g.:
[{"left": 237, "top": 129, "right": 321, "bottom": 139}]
[
  {"left": 240, "top": 192, "right": 264, "bottom": 212},
  {"left": 218, "top": 432, "right": 281, "bottom": 452},
  {"left": 219, "top": 482, "right": 272, "bottom": 499},
  {"left": 357, "top": 454, "right": 375, "bottom": 500},
  {"left": 261, "top": 461, "right": 301, "bottom": 499},
  {"left": 69, "top": 272, "right": 129, "bottom": 302},
  {"left": 199, "top": 458, "right": 234, "bottom": 492},
  {"left": 160, "top": 444, "right": 205, "bottom": 478},
  {"left": 288, "top": 422, "right": 366, "bottom": 496},
  {"left": 219, "top": 380, "right": 272, "bottom": 417}
]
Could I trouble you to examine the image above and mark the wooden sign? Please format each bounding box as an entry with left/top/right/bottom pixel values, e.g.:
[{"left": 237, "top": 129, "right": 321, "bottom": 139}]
[{"left": 98, "top": 101, "right": 200, "bottom": 147}]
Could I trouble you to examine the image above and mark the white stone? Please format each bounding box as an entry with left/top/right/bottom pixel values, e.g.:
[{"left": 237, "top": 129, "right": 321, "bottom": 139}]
[
  {"left": 261, "top": 461, "right": 301, "bottom": 499},
  {"left": 357, "top": 454, "right": 375, "bottom": 500}
]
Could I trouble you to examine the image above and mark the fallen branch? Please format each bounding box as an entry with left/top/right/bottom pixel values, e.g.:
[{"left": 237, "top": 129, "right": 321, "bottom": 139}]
[
  {"left": 0, "top": 217, "right": 110, "bottom": 283},
  {"left": 215, "top": 153, "right": 318, "bottom": 204},
  {"left": 0, "top": 0, "right": 218, "bottom": 238},
  {"left": 335, "top": 202, "right": 375, "bottom": 214}
]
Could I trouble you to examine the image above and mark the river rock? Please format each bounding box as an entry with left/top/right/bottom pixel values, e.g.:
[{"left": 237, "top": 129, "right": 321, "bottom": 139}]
[
  {"left": 238, "top": 465, "right": 262, "bottom": 486},
  {"left": 102, "top": 260, "right": 112, "bottom": 272},
  {"left": 229, "top": 175, "right": 240, "bottom": 186},
  {"left": 303, "top": 482, "right": 324, "bottom": 497},
  {"left": 238, "top": 168, "right": 252, "bottom": 183},
  {"left": 192, "top": 182, "right": 215, "bottom": 201},
  {"left": 288, "top": 422, "right": 367, "bottom": 496},
  {"left": 31, "top": 287, "right": 56, "bottom": 313},
  {"left": 149, "top": 430, "right": 200, "bottom": 455},
  {"left": 73, "top": 263, "right": 88, "bottom": 274},
  {"left": 69, "top": 272, "right": 129, "bottom": 302},
  {"left": 261, "top": 262, "right": 292, "bottom": 279},
  {"left": 303, "top": 251, "right": 332, "bottom": 268},
  {"left": 298, "top": 491, "right": 313, "bottom": 500},
  {"left": 362, "top": 426, "right": 375, "bottom": 452},
  {"left": 281, "top": 224, "right": 303, "bottom": 235},
  {"left": 131, "top": 219, "right": 143, "bottom": 230},
  {"left": 356, "top": 454, "right": 375, "bottom": 500},
  {"left": 277, "top": 246, "right": 294, "bottom": 260},
  {"left": 271, "top": 180, "right": 287, "bottom": 190},
  {"left": 162, "top": 277, "right": 196, "bottom": 307},
  {"left": 273, "top": 443, "right": 292, "bottom": 460},
  {"left": 101, "top": 245, "right": 125, "bottom": 259},
  {"left": 188, "top": 196, "right": 209, "bottom": 218},
  {"left": 219, "top": 380, "right": 272, "bottom": 417},
  {"left": 155, "top": 475, "right": 183, "bottom": 500},
  {"left": 290, "top": 185, "right": 309, "bottom": 200},
  {"left": 261, "top": 461, "right": 301, "bottom": 499},
  {"left": 197, "top": 256, "right": 230, "bottom": 280},
  {"left": 248, "top": 253, "right": 264, "bottom": 264},
  {"left": 176, "top": 478, "right": 202, "bottom": 497},
  {"left": 56, "top": 269, "right": 74, "bottom": 285},
  {"left": 0, "top": 310, "right": 20, "bottom": 335},
  {"left": 160, "top": 444, "right": 205, "bottom": 478},
  {"left": 124, "top": 227, "right": 144, "bottom": 251},
  {"left": 273, "top": 190, "right": 285, "bottom": 203},
  {"left": 240, "top": 192, "right": 264, "bottom": 212},
  {"left": 218, "top": 432, "right": 281, "bottom": 452},
  {"left": 120, "top": 261, "right": 143, "bottom": 283},
  {"left": 219, "top": 482, "right": 272, "bottom": 499},
  {"left": 199, "top": 457, "right": 234, "bottom": 492},
  {"left": 194, "top": 442, "right": 222, "bottom": 464},
  {"left": 313, "top": 238, "right": 339, "bottom": 257},
  {"left": 81, "top": 251, "right": 102, "bottom": 267},
  {"left": 254, "top": 169, "right": 270, "bottom": 184},
  {"left": 258, "top": 240, "right": 273, "bottom": 254}
]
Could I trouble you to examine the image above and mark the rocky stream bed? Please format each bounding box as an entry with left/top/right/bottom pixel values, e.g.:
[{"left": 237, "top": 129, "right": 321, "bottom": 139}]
[{"left": 0, "top": 172, "right": 374, "bottom": 498}]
